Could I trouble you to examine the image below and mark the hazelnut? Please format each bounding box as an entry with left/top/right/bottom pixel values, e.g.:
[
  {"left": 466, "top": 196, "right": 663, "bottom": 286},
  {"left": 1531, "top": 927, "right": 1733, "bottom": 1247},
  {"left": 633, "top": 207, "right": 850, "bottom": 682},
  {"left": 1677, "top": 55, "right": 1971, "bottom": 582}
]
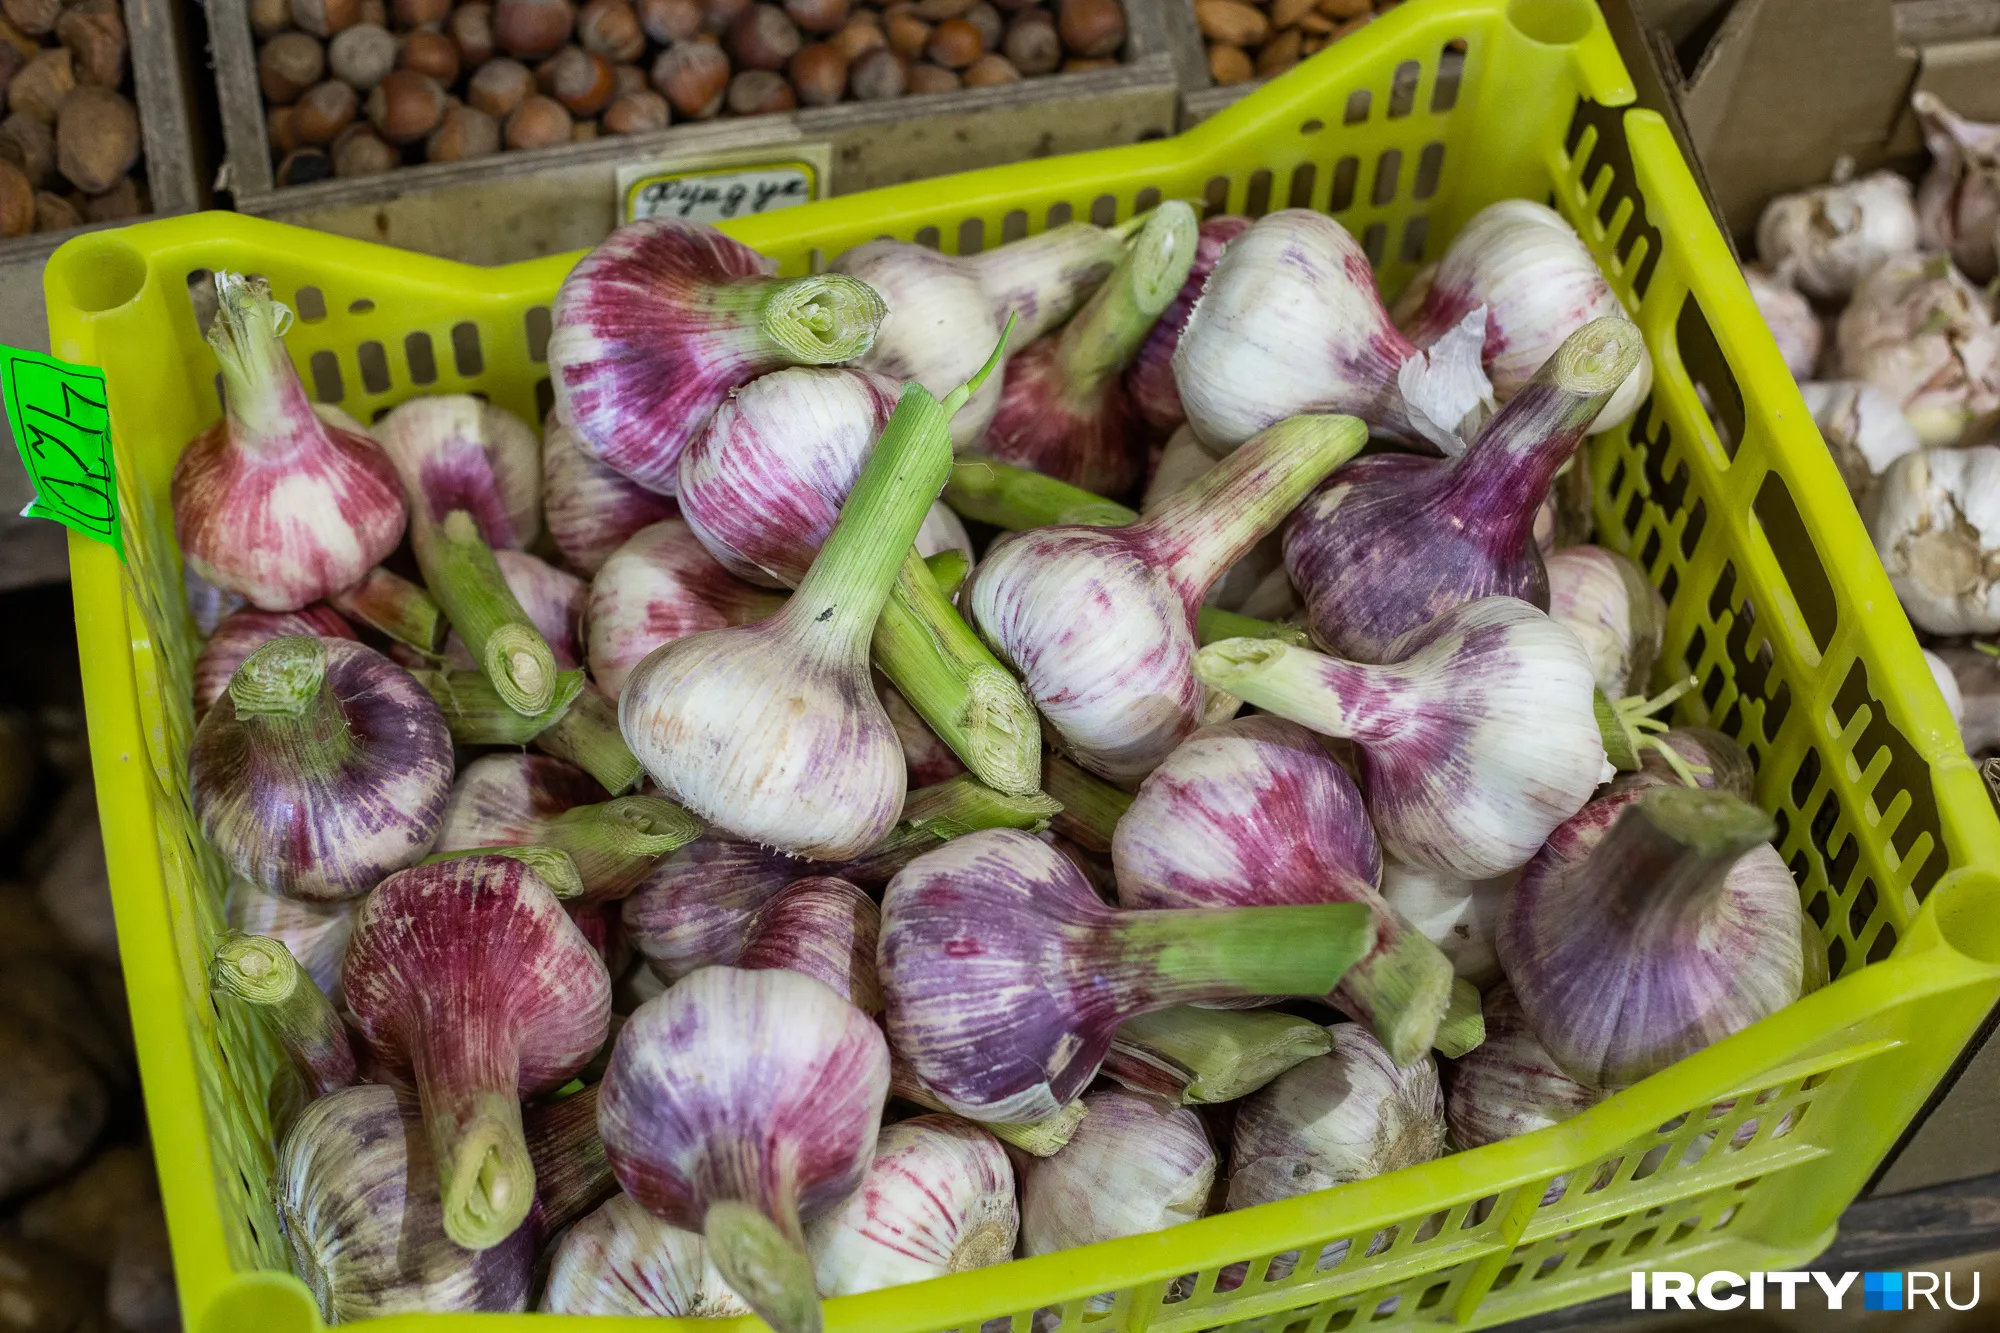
[
  {"left": 9, "top": 48, "right": 72, "bottom": 122},
  {"left": 637, "top": 0, "right": 700, "bottom": 41},
  {"left": 612, "top": 61, "right": 646, "bottom": 93},
  {"left": 251, "top": 0, "right": 293, "bottom": 37},
  {"left": 0, "top": 156, "right": 29, "bottom": 235},
  {"left": 0, "top": 111, "right": 53, "bottom": 185},
  {"left": 0, "top": 43, "right": 24, "bottom": 102},
  {"left": 258, "top": 32, "right": 323, "bottom": 102},
  {"left": 908, "top": 0, "right": 968, "bottom": 16},
  {"left": 502, "top": 91, "right": 570, "bottom": 146},
  {"left": 702, "top": 0, "right": 748, "bottom": 34},
  {"left": 923, "top": 16, "right": 979, "bottom": 65},
  {"left": 786, "top": 41, "right": 843, "bottom": 104},
  {"left": 542, "top": 44, "right": 616, "bottom": 112},
  {"left": 468, "top": 57, "right": 534, "bottom": 115},
  {"left": 961, "top": 0, "right": 998, "bottom": 44},
  {"left": 0, "top": 0, "right": 55, "bottom": 38},
  {"left": 961, "top": 49, "right": 1016, "bottom": 83},
  {"left": 449, "top": 3, "right": 496, "bottom": 63},
  {"left": 600, "top": 86, "right": 666, "bottom": 131},
  {"left": 291, "top": 77, "right": 359, "bottom": 142},
  {"left": 1204, "top": 41, "right": 1248, "bottom": 82},
  {"left": 782, "top": 0, "right": 844, "bottom": 32},
  {"left": 399, "top": 28, "right": 460, "bottom": 82},
  {"left": 275, "top": 147, "right": 334, "bottom": 185},
  {"left": 728, "top": 4, "right": 797, "bottom": 70},
  {"left": 827, "top": 15, "right": 881, "bottom": 58},
  {"left": 1056, "top": 0, "right": 1121, "bottom": 56},
  {"left": 33, "top": 187, "right": 76, "bottom": 231},
  {"left": 267, "top": 103, "right": 299, "bottom": 152},
  {"left": 1318, "top": 0, "right": 1368, "bottom": 16},
  {"left": 493, "top": 0, "right": 574, "bottom": 57},
  {"left": 56, "top": 0, "right": 128, "bottom": 89},
  {"left": 365, "top": 67, "right": 445, "bottom": 142},
  {"left": 649, "top": 38, "right": 726, "bottom": 117},
  {"left": 289, "top": 0, "right": 360, "bottom": 38},
  {"left": 393, "top": 0, "right": 450, "bottom": 27},
  {"left": 884, "top": 9, "right": 925, "bottom": 56},
  {"left": 846, "top": 43, "right": 901, "bottom": 97},
  {"left": 988, "top": 0, "right": 1036, "bottom": 11},
  {"left": 358, "top": 0, "right": 386, "bottom": 24},
  {"left": 327, "top": 23, "right": 395, "bottom": 90},
  {"left": 82, "top": 172, "right": 141, "bottom": 218},
  {"left": 577, "top": 0, "right": 645, "bottom": 59},
  {"left": 906, "top": 58, "right": 954, "bottom": 91},
  {"left": 570, "top": 115, "right": 596, "bottom": 139},
  {"left": 331, "top": 120, "right": 398, "bottom": 172},
  {"left": 725, "top": 66, "right": 792, "bottom": 113},
  {"left": 52, "top": 85, "right": 134, "bottom": 193},
  {"left": 426, "top": 102, "right": 500, "bottom": 159},
  {"left": 1001, "top": 8, "right": 1054, "bottom": 71}
]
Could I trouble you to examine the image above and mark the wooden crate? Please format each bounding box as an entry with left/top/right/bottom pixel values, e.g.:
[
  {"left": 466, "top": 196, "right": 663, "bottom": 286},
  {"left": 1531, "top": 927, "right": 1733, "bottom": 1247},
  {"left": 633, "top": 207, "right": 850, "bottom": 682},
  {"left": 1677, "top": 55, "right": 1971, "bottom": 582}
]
[{"left": 206, "top": 0, "right": 1198, "bottom": 264}]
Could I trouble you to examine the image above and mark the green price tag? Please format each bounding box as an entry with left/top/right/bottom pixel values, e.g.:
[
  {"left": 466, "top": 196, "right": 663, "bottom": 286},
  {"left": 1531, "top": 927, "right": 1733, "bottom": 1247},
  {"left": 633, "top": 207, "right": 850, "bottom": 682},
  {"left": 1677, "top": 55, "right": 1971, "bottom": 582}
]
[{"left": 0, "top": 346, "right": 122, "bottom": 560}]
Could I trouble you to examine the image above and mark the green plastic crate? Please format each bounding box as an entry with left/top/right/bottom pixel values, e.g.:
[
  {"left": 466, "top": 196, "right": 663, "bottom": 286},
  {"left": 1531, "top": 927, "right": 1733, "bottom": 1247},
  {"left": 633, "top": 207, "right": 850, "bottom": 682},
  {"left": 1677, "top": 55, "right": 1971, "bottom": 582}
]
[{"left": 44, "top": 0, "right": 2000, "bottom": 1328}]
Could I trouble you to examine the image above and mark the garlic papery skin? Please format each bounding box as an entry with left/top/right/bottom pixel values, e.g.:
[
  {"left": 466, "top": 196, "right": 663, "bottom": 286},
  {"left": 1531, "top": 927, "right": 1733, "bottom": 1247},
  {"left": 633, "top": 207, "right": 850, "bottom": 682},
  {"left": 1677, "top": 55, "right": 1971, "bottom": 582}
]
[
  {"left": 808, "top": 1114, "right": 1016, "bottom": 1296},
  {"left": 1282, "top": 317, "right": 1646, "bottom": 662},
  {"left": 734, "top": 875, "right": 882, "bottom": 1014},
  {"left": 1378, "top": 860, "right": 1509, "bottom": 990},
  {"left": 171, "top": 273, "right": 408, "bottom": 611},
  {"left": 599, "top": 966, "right": 890, "bottom": 1333},
  {"left": 1399, "top": 201, "right": 1653, "bottom": 432},
  {"left": 375, "top": 394, "right": 543, "bottom": 550},
  {"left": 1498, "top": 784, "right": 1804, "bottom": 1089},
  {"left": 585, "top": 520, "right": 785, "bottom": 699},
  {"left": 225, "top": 875, "right": 354, "bottom": 1004},
  {"left": 1195, "top": 597, "right": 1608, "bottom": 879},
  {"left": 551, "top": 218, "right": 888, "bottom": 494},
  {"left": 1798, "top": 380, "right": 1921, "bottom": 514},
  {"left": 1172, "top": 210, "right": 1494, "bottom": 454},
  {"left": 1915, "top": 92, "right": 2000, "bottom": 285},
  {"left": 210, "top": 931, "right": 355, "bottom": 1100},
  {"left": 191, "top": 636, "right": 453, "bottom": 902},
  {"left": 1225, "top": 1024, "right": 1445, "bottom": 1211},
  {"left": 344, "top": 854, "right": 612, "bottom": 1249},
  {"left": 1756, "top": 170, "right": 1921, "bottom": 300},
  {"left": 1744, "top": 266, "right": 1823, "bottom": 381},
  {"left": 980, "top": 202, "right": 1200, "bottom": 495},
  {"left": 542, "top": 411, "right": 676, "bottom": 576},
  {"left": 1444, "top": 983, "right": 1601, "bottom": 1151},
  {"left": 277, "top": 1085, "right": 533, "bottom": 1322},
  {"left": 1935, "top": 646, "right": 2000, "bottom": 752},
  {"left": 1544, "top": 544, "right": 1666, "bottom": 698},
  {"left": 836, "top": 222, "right": 1128, "bottom": 449},
  {"left": 541, "top": 1192, "right": 751, "bottom": 1316},
  {"left": 1102, "top": 1006, "right": 1334, "bottom": 1105},
  {"left": 1112, "top": 715, "right": 1454, "bottom": 1067},
  {"left": 1127, "top": 216, "right": 1252, "bottom": 435},
  {"left": 879, "top": 828, "right": 1373, "bottom": 1123},
  {"left": 1021, "top": 1089, "right": 1214, "bottom": 1255},
  {"left": 1869, "top": 445, "right": 2000, "bottom": 634},
  {"left": 193, "top": 605, "right": 355, "bottom": 716},
  {"left": 1835, "top": 252, "right": 2000, "bottom": 447},
  {"left": 967, "top": 413, "right": 1368, "bottom": 785}
]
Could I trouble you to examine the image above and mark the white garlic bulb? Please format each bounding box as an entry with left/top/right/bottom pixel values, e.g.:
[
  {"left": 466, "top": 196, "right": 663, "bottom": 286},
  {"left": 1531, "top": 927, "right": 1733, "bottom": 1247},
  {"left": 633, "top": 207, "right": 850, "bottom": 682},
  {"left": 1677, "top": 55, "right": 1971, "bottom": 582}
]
[
  {"left": 1915, "top": 92, "right": 2000, "bottom": 285},
  {"left": 540, "top": 1193, "right": 750, "bottom": 1317},
  {"left": 1377, "top": 859, "right": 1510, "bottom": 989},
  {"left": 1756, "top": 170, "right": 1920, "bottom": 300},
  {"left": 1835, "top": 253, "right": 2000, "bottom": 447},
  {"left": 1743, "top": 266, "right": 1822, "bottom": 380},
  {"left": 1542, "top": 545, "right": 1666, "bottom": 700},
  {"left": 1868, "top": 445, "right": 2000, "bottom": 634},
  {"left": 1020, "top": 1089, "right": 1215, "bottom": 1255},
  {"left": 1797, "top": 380, "right": 1922, "bottom": 514}
]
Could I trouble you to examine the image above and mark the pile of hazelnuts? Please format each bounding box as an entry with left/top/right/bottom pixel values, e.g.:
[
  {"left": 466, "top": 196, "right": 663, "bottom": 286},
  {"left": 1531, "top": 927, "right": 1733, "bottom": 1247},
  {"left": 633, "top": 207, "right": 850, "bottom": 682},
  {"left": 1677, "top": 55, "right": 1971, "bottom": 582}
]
[
  {"left": 0, "top": 0, "right": 142, "bottom": 237},
  {"left": 255, "top": 0, "right": 1132, "bottom": 185}
]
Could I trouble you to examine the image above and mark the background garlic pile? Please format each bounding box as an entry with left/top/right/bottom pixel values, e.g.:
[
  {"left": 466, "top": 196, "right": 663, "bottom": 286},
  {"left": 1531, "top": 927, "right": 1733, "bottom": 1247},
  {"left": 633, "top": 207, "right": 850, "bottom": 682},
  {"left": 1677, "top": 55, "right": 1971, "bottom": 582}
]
[{"left": 166, "top": 187, "right": 1822, "bottom": 1329}]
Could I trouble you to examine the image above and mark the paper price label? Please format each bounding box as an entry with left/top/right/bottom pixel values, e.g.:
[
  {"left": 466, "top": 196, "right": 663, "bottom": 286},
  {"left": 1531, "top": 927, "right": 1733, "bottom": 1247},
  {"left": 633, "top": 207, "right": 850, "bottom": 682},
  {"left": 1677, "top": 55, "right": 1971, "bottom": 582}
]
[
  {"left": 0, "top": 346, "right": 122, "bottom": 559},
  {"left": 617, "top": 144, "right": 833, "bottom": 227}
]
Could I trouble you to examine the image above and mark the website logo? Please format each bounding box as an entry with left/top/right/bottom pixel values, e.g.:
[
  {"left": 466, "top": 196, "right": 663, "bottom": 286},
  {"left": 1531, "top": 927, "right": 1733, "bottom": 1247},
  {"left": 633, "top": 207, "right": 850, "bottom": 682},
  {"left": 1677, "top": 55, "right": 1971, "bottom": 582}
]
[{"left": 1632, "top": 1270, "right": 1978, "bottom": 1312}]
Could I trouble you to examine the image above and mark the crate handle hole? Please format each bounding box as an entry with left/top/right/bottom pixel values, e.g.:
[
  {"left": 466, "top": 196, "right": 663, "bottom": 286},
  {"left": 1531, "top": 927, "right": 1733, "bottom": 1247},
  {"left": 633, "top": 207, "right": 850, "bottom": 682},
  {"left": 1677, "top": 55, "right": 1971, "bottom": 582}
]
[
  {"left": 1507, "top": 0, "right": 1593, "bottom": 46},
  {"left": 50, "top": 237, "right": 147, "bottom": 315}
]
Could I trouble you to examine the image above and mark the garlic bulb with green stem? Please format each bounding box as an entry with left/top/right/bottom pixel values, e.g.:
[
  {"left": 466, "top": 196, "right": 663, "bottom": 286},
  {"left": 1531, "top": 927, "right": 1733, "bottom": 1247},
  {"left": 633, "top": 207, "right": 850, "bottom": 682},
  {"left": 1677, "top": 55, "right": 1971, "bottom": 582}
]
[
  {"left": 327, "top": 566, "right": 446, "bottom": 656},
  {"left": 1869, "top": 445, "right": 2000, "bottom": 634},
  {"left": 1196, "top": 597, "right": 1607, "bottom": 879},
  {"left": 1498, "top": 784, "right": 1803, "bottom": 1088},
  {"left": 1226, "top": 1024, "right": 1445, "bottom": 1211},
  {"left": 1756, "top": 169, "right": 1919, "bottom": 300},
  {"left": 1544, "top": 544, "right": 1665, "bottom": 699},
  {"left": 1102, "top": 1006, "right": 1333, "bottom": 1106},
  {"left": 1798, "top": 380, "right": 1921, "bottom": 513},
  {"left": 210, "top": 931, "right": 354, "bottom": 1099},
  {"left": 968, "top": 413, "right": 1367, "bottom": 785},
  {"left": 619, "top": 331, "right": 1009, "bottom": 858},
  {"left": 191, "top": 636, "right": 453, "bottom": 902},
  {"left": 808, "top": 1114, "right": 1016, "bottom": 1296},
  {"left": 225, "top": 875, "right": 353, "bottom": 1003},
  {"left": 541, "top": 410, "right": 676, "bottom": 576},
  {"left": 410, "top": 668, "right": 641, "bottom": 798},
  {"left": 1915, "top": 92, "right": 2000, "bottom": 285},
  {"left": 1127, "top": 215, "right": 1252, "bottom": 434},
  {"left": 541, "top": 1192, "right": 750, "bottom": 1317},
  {"left": 423, "top": 844, "right": 587, "bottom": 901},
  {"left": 585, "top": 519, "right": 786, "bottom": 699},
  {"left": 599, "top": 965, "right": 890, "bottom": 1333},
  {"left": 880, "top": 828, "right": 1373, "bottom": 1122},
  {"left": 1743, "top": 266, "right": 1822, "bottom": 381},
  {"left": 734, "top": 876, "right": 882, "bottom": 1014},
  {"left": 443, "top": 549, "right": 584, "bottom": 672},
  {"left": 1835, "top": 252, "right": 2000, "bottom": 447},
  {"left": 193, "top": 605, "right": 355, "bottom": 717},
  {"left": 551, "top": 217, "right": 888, "bottom": 494},
  {"left": 1020, "top": 1088, "right": 1214, "bottom": 1255},
  {"left": 1640, "top": 726, "right": 1756, "bottom": 798},
  {"left": 1378, "top": 860, "right": 1508, "bottom": 989}
]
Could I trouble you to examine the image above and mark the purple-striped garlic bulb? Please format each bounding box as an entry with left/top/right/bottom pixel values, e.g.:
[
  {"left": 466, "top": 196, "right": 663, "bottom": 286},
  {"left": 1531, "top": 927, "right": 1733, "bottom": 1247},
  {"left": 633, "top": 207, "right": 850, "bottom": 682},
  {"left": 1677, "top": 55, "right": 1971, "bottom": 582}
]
[
  {"left": 550, "top": 218, "right": 888, "bottom": 494},
  {"left": 277, "top": 1085, "right": 534, "bottom": 1321},
  {"left": 980, "top": 202, "right": 1199, "bottom": 494},
  {"left": 1172, "top": 210, "right": 1494, "bottom": 454},
  {"left": 968, "top": 413, "right": 1367, "bottom": 785},
  {"left": 734, "top": 876, "right": 882, "bottom": 1014},
  {"left": 1020, "top": 1089, "right": 1213, "bottom": 1254},
  {"left": 171, "top": 274, "right": 407, "bottom": 611},
  {"left": 1744, "top": 266, "right": 1823, "bottom": 381},
  {"left": 344, "top": 855, "right": 612, "bottom": 1249},
  {"left": 542, "top": 411, "right": 676, "bottom": 576},
  {"left": 835, "top": 221, "right": 1129, "bottom": 448},
  {"left": 1195, "top": 597, "right": 1608, "bottom": 880},
  {"left": 1499, "top": 784, "right": 1802, "bottom": 1089},
  {"left": 1544, "top": 544, "right": 1666, "bottom": 699},
  {"left": 1127, "top": 215, "right": 1251, "bottom": 434},
  {"left": 191, "top": 636, "right": 452, "bottom": 902},
  {"left": 882, "top": 683, "right": 966, "bottom": 787},
  {"left": 1226, "top": 1024, "right": 1444, "bottom": 1210},
  {"left": 225, "top": 874, "right": 354, "bottom": 1004},
  {"left": 1113, "top": 715, "right": 1455, "bottom": 1066},
  {"left": 1399, "top": 201, "right": 1652, "bottom": 433},
  {"left": 442, "top": 550, "right": 584, "bottom": 671},
  {"left": 194, "top": 605, "right": 355, "bottom": 716},
  {"left": 1378, "top": 860, "right": 1508, "bottom": 990},
  {"left": 540, "top": 1193, "right": 750, "bottom": 1317},
  {"left": 585, "top": 519, "right": 783, "bottom": 699},
  {"left": 1915, "top": 92, "right": 2000, "bottom": 285},
  {"left": 1282, "top": 316, "right": 1645, "bottom": 663},
  {"left": 599, "top": 965, "right": 891, "bottom": 1333},
  {"left": 808, "top": 1114, "right": 1016, "bottom": 1295},
  {"left": 622, "top": 838, "right": 804, "bottom": 982},
  {"left": 1444, "top": 983, "right": 1601, "bottom": 1151},
  {"left": 1640, "top": 726, "right": 1755, "bottom": 798},
  {"left": 879, "top": 828, "right": 1373, "bottom": 1122},
  {"left": 435, "top": 754, "right": 703, "bottom": 900}
]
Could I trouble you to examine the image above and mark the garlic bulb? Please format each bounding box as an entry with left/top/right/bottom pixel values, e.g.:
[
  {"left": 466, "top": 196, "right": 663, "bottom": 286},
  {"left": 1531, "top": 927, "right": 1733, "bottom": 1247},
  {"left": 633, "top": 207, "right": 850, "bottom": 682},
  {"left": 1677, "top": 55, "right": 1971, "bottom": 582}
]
[
  {"left": 1378, "top": 859, "right": 1508, "bottom": 989},
  {"left": 734, "top": 876, "right": 882, "bottom": 1014},
  {"left": 1934, "top": 646, "right": 2000, "bottom": 752},
  {"left": 808, "top": 1114, "right": 1016, "bottom": 1296},
  {"left": 1756, "top": 170, "right": 1919, "bottom": 300},
  {"left": 1543, "top": 544, "right": 1665, "bottom": 699},
  {"left": 193, "top": 605, "right": 355, "bottom": 717},
  {"left": 1869, "top": 445, "right": 2000, "bottom": 634},
  {"left": 441, "top": 550, "right": 584, "bottom": 672},
  {"left": 1915, "top": 92, "right": 2000, "bottom": 285},
  {"left": 881, "top": 682, "right": 966, "bottom": 787},
  {"left": 1173, "top": 210, "right": 1494, "bottom": 453},
  {"left": 541, "top": 411, "right": 676, "bottom": 576},
  {"left": 1641, "top": 726, "right": 1756, "bottom": 798},
  {"left": 1226, "top": 1024, "right": 1445, "bottom": 1210},
  {"left": 1020, "top": 1089, "right": 1214, "bottom": 1254},
  {"left": 1444, "top": 984, "right": 1602, "bottom": 1194},
  {"left": 1498, "top": 784, "right": 1803, "bottom": 1088},
  {"left": 541, "top": 1193, "right": 750, "bottom": 1317},
  {"left": 1743, "top": 265, "right": 1822, "bottom": 381},
  {"left": 224, "top": 875, "right": 354, "bottom": 1003},
  {"left": 585, "top": 519, "right": 784, "bottom": 699},
  {"left": 1798, "top": 380, "right": 1921, "bottom": 512},
  {"left": 1127, "top": 215, "right": 1251, "bottom": 434},
  {"left": 1196, "top": 597, "right": 1608, "bottom": 879},
  {"left": 622, "top": 837, "right": 801, "bottom": 981},
  {"left": 1835, "top": 253, "right": 2000, "bottom": 447},
  {"left": 1399, "top": 200, "right": 1652, "bottom": 432}
]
